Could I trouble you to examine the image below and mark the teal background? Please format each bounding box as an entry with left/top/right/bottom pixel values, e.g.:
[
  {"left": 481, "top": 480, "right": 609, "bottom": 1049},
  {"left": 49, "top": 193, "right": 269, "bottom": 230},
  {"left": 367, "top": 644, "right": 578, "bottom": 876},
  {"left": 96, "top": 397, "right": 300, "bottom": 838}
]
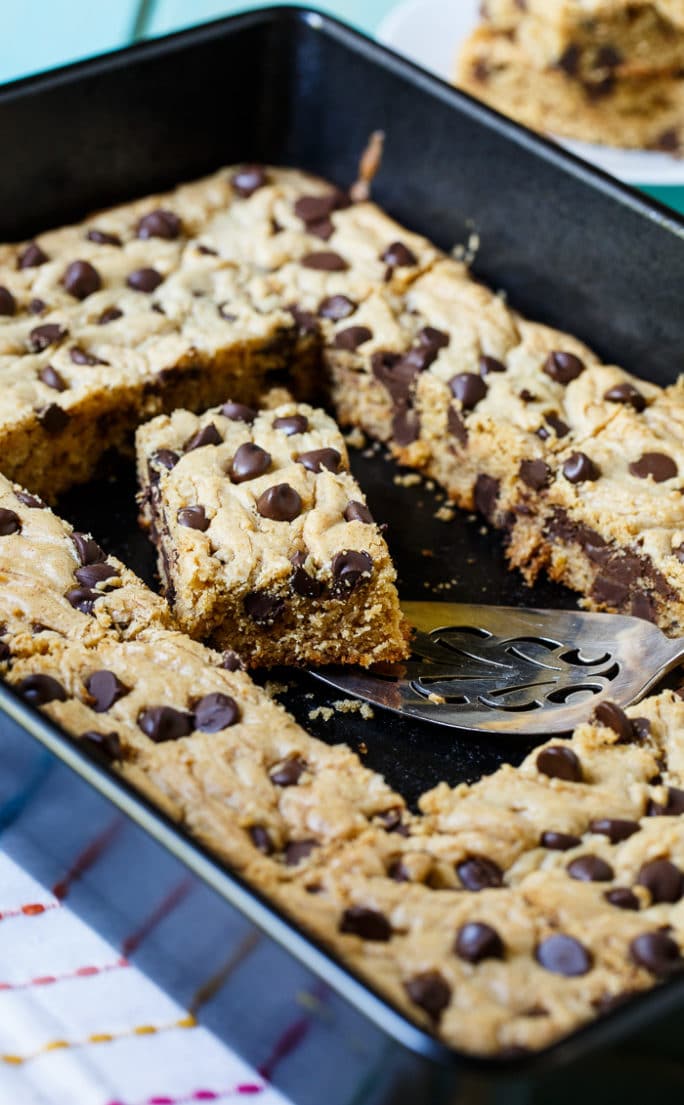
[{"left": 2, "top": 1, "right": 683, "bottom": 215}]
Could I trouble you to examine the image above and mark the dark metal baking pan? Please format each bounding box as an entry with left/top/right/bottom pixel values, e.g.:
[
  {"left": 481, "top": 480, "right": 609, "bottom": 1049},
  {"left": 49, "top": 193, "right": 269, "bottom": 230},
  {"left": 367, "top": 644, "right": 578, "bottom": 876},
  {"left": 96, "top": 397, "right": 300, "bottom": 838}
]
[{"left": 1, "top": 7, "right": 684, "bottom": 1103}]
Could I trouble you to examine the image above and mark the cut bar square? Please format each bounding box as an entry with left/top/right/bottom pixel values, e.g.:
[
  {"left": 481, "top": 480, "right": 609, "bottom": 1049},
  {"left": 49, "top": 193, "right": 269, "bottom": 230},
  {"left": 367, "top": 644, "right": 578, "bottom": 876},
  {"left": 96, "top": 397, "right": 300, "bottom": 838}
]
[{"left": 136, "top": 398, "right": 410, "bottom": 667}]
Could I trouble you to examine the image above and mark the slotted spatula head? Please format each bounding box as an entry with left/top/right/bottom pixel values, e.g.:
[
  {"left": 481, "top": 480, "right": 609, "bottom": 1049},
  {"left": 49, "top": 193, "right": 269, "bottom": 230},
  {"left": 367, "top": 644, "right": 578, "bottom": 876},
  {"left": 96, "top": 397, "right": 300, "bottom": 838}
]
[{"left": 311, "top": 601, "right": 684, "bottom": 735}]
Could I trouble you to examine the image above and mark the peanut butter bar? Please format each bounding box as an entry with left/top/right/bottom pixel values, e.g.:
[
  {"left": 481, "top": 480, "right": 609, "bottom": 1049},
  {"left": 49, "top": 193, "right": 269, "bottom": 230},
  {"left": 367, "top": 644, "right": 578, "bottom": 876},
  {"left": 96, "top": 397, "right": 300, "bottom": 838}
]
[{"left": 136, "top": 398, "right": 409, "bottom": 666}]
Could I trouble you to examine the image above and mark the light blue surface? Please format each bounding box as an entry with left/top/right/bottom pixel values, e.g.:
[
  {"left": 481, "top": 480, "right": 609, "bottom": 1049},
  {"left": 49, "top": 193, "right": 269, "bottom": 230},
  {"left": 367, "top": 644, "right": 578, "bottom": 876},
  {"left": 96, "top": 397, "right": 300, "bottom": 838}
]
[{"left": 2, "top": 1, "right": 683, "bottom": 214}]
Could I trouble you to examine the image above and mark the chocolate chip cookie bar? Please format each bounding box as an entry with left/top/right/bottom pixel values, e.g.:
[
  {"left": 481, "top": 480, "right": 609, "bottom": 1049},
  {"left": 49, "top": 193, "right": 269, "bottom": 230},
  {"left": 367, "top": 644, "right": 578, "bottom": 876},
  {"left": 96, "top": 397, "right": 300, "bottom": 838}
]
[
  {"left": 0, "top": 471, "right": 170, "bottom": 645},
  {"left": 136, "top": 398, "right": 409, "bottom": 666},
  {"left": 456, "top": 25, "right": 684, "bottom": 151},
  {"left": 481, "top": 0, "right": 684, "bottom": 82},
  {"left": 273, "top": 693, "right": 684, "bottom": 1054},
  {"left": 0, "top": 163, "right": 437, "bottom": 500},
  {"left": 5, "top": 628, "right": 407, "bottom": 879}
]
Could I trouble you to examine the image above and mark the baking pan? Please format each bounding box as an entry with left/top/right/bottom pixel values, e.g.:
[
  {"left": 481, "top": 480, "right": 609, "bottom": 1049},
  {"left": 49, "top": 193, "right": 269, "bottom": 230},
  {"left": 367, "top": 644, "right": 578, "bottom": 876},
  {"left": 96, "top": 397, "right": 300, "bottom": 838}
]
[{"left": 1, "top": 7, "right": 684, "bottom": 1103}]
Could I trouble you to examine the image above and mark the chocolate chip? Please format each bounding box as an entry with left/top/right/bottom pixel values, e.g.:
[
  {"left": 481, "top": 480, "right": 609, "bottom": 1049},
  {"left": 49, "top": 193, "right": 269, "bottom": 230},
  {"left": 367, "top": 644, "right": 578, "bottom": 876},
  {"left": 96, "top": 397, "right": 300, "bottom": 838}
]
[
  {"left": 75, "top": 563, "right": 117, "bottom": 588},
  {"left": 87, "top": 229, "right": 121, "bottom": 246},
  {"left": 637, "top": 859, "right": 684, "bottom": 903},
  {"left": 474, "top": 474, "right": 499, "bottom": 520},
  {"left": 558, "top": 42, "right": 581, "bottom": 75},
  {"left": 63, "top": 260, "right": 102, "bottom": 300},
  {"left": 18, "top": 242, "right": 48, "bottom": 269},
  {"left": 630, "top": 932, "right": 682, "bottom": 975},
  {"left": 0, "top": 286, "right": 16, "bottom": 316},
  {"left": 319, "top": 295, "right": 356, "bottom": 321},
  {"left": 39, "top": 365, "right": 67, "bottom": 392},
  {"left": 270, "top": 755, "right": 306, "bottom": 786},
  {"left": 98, "top": 307, "right": 123, "bottom": 325},
  {"left": 65, "top": 586, "right": 100, "bottom": 613},
  {"left": 80, "top": 730, "right": 122, "bottom": 760},
  {"left": 249, "top": 824, "right": 274, "bottom": 854},
  {"left": 543, "top": 351, "right": 585, "bottom": 383},
  {"left": 70, "top": 346, "right": 100, "bottom": 365},
  {"left": 18, "top": 673, "right": 67, "bottom": 705},
  {"left": 288, "top": 304, "right": 318, "bottom": 333},
  {"left": 152, "top": 449, "right": 179, "bottom": 471},
  {"left": 544, "top": 413, "right": 570, "bottom": 439},
  {"left": 448, "top": 407, "right": 468, "bottom": 446},
  {"left": 540, "top": 830, "right": 581, "bottom": 851},
  {"left": 256, "top": 484, "right": 302, "bottom": 522},
  {"left": 535, "top": 935, "right": 592, "bottom": 976},
  {"left": 563, "top": 452, "right": 600, "bottom": 483},
  {"left": 567, "top": 855, "right": 614, "bottom": 882},
  {"left": 332, "top": 325, "right": 373, "bottom": 350},
  {"left": 222, "top": 401, "right": 257, "bottom": 423},
  {"left": 456, "top": 855, "right": 503, "bottom": 891},
  {"left": 392, "top": 406, "right": 420, "bottom": 446},
  {"left": 648, "top": 786, "right": 684, "bottom": 817},
  {"left": 194, "top": 692, "right": 239, "bottom": 732},
  {"left": 595, "top": 44, "right": 622, "bottom": 68},
  {"left": 28, "top": 323, "right": 67, "bottom": 352},
  {"left": 331, "top": 550, "right": 373, "bottom": 596},
  {"left": 632, "top": 592, "right": 656, "bottom": 622},
  {"left": 344, "top": 501, "right": 373, "bottom": 524},
  {"left": 230, "top": 443, "right": 271, "bottom": 483},
  {"left": 285, "top": 840, "right": 317, "bottom": 866},
  {"left": 604, "top": 383, "right": 646, "bottom": 412},
  {"left": 37, "top": 404, "right": 69, "bottom": 434},
  {"left": 243, "top": 592, "right": 284, "bottom": 625},
  {"left": 479, "top": 355, "right": 506, "bottom": 375},
  {"left": 0, "top": 508, "right": 21, "bottom": 535},
  {"left": 138, "top": 705, "right": 193, "bottom": 742},
  {"left": 127, "top": 268, "right": 163, "bottom": 293},
  {"left": 231, "top": 165, "right": 268, "bottom": 197},
  {"left": 177, "top": 505, "right": 210, "bottom": 531},
  {"left": 15, "top": 492, "right": 44, "bottom": 509},
  {"left": 519, "top": 459, "right": 550, "bottom": 491},
  {"left": 404, "top": 972, "right": 451, "bottom": 1021},
  {"left": 339, "top": 906, "right": 392, "bottom": 941},
  {"left": 72, "top": 532, "right": 106, "bottom": 565},
  {"left": 420, "top": 326, "right": 450, "bottom": 350},
  {"left": 273, "top": 414, "right": 308, "bottom": 435},
  {"left": 301, "top": 251, "right": 348, "bottom": 271},
  {"left": 297, "top": 448, "right": 341, "bottom": 474},
  {"left": 291, "top": 564, "right": 324, "bottom": 599},
  {"left": 381, "top": 241, "right": 417, "bottom": 268},
  {"left": 137, "top": 209, "right": 181, "bottom": 240},
  {"left": 593, "top": 701, "right": 636, "bottom": 743},
  {"left": 184, "top": 422, "right": 222, "bottom": 452},
  {"left": 29, "top": 297, "right": 47, "bottom": 315},
  {"left": 590, "top": 818, "right": 640, "bottom": 843},
  {"left": 388, "top": 860, "right": 410, "bottom": 882},
  {"left": 85, "top": 670, "right": 129, "bottom": 712},
  {"left": 221, "top": 650, "right": 244, "bottom": 671},
  {"left": 455, "top": 922, "right": 504, "bottom": 963},
  {"left": 605, "top": 888, "right": 640, "bottom": 911},
  {"left": 449, "top": 373, "right": 487, "bottom": 410},
  {"left": 536, "top": 744, "right": 582, "bottom": 781},
  {"left": 629, "top": 453, "right": 677, "bottom": 483},
  {"left": 295, "top": 193, "right": 344, "bottom": 226}
]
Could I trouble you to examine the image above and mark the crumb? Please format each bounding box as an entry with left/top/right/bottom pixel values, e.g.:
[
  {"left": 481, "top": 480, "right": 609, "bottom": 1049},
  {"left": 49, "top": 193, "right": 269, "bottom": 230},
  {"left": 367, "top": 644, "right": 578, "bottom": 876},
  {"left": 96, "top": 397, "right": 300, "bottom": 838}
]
[
  {"left": 309, "top": 705, "right": 334, "bottom": 722},
  {"left": 435, "top": 505, "right": 455, "bottom": 522},
  {"left": 425, "top": 480, "right": 435, "bottom": 491},
  {"left": 304, "top": 692, "right": 314, "bottom": 700},
  {"left": 427, "top": 692, "right": 446, "bottom": 704},
  {"left": 479, "top": 525, "right": 488, "bottom": 535},
  {"left": 393, "top": 473, "right": 422, "bottom": 488},
  {"left": 357, "top": 740, "right": 368, "bottom": 754},
  {"left": 467, "top": 557, "right": 476, "bottom": 565},
  {"left": 467, "top": 513, "right": 477, "bottom": 522},
  {"left": 421, "top": 548, "right": 434, "bottom": 558},
  {"left": 343, "top": 426, "right": 366, "bottom": 449},
  {"left": 264, "top": 680, "right": 289, "bottom": 698},
  {"left": 331, "top": 698, "right": 375, "bottom": 720}
]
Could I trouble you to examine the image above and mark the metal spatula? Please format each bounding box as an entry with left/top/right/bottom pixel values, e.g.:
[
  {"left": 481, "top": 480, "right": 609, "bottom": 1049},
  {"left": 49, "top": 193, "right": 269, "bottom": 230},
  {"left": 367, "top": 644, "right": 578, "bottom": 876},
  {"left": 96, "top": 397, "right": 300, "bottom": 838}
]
[{"left": 311, "top": 601, "right": 684, "bottom": 735}]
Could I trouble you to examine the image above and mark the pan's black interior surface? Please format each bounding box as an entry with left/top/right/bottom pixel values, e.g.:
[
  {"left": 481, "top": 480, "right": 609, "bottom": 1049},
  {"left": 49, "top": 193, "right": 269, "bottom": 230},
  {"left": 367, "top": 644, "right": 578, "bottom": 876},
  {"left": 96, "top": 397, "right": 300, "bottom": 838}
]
[{"left": 4, "top": 7, "right": 684, "bottom": 1087}]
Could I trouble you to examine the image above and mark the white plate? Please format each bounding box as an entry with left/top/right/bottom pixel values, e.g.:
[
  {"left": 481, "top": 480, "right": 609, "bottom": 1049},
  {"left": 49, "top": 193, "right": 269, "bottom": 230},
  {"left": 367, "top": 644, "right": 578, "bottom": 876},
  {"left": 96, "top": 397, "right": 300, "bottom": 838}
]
[{"left": 377, "top": 0, "right": 684, "bottom": 187}]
